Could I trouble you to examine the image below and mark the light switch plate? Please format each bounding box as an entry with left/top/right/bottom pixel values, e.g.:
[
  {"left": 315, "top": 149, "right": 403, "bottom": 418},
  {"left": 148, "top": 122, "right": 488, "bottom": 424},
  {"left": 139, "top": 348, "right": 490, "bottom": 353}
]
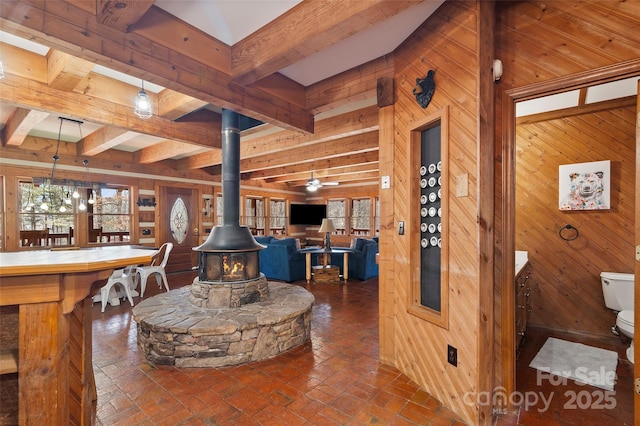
[
  {"left": 381, "top": 175, "right": 390, "bottom": 189},
  {"left": 456, "top": 173, "right": 468, "bottom": 197}
]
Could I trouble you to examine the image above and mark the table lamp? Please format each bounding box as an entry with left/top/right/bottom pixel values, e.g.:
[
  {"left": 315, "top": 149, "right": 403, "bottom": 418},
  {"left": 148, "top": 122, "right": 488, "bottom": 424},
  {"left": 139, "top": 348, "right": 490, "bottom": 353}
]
[{"left": 318, "top": 218, "right": 336, "bottom": 251}]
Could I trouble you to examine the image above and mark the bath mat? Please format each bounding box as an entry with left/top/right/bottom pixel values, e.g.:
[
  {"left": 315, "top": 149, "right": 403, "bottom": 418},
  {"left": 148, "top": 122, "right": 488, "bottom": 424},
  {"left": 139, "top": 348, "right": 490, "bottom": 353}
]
[{"left": 529, "top": 337, "right": 618, "bottom": 391}]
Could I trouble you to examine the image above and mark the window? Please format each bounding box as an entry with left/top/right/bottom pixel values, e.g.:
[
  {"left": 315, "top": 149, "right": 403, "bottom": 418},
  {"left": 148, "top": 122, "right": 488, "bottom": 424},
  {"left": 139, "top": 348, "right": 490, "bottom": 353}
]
[
  {"left": 216, "top": 194, "right": 223, "bottom": 225},
  {"left": 327, "top": 199, "right": 346, "bottom": 235},
  {"left": 87, "top": 186, "right": 131, "bottom": 244},
  {"left": 19, "top": 181, "right": 74, "bottom": 247},
  {"left": 244, "top": 197, "right": 265, "bottom": 235},
  {"left": 18, "top": 181, "right": 131, "bottom": 247},
  {"left": 269, "top": 199, "right": 286, "bottom": 235},
  {"left": 350, "top": 198, "right": 371, "bottom": 236}
]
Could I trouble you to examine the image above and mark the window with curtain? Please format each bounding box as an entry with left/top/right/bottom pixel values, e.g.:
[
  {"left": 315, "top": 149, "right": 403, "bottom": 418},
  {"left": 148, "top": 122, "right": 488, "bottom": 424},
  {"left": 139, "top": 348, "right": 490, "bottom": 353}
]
[
  {"left": 216, "top": 194, "right": 223, "bottom": 225},
  {"left": 351, "top": 198, "right": 371, "bottom": 236},
  {"left": 244, "top": 197, "right": 264, "bottom": 235},
  {"left": 327, "top": 199, "right": 345, "bottom": 235},
  {"left": 269, "top": 199, "right": 286, "bottom": 235}
]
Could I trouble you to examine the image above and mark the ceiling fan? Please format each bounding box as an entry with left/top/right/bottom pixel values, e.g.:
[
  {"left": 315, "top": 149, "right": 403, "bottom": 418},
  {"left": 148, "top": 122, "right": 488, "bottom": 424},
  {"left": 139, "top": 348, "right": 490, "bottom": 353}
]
[{"left": 306, "top": 172, "right": 339, "bottom": 192}]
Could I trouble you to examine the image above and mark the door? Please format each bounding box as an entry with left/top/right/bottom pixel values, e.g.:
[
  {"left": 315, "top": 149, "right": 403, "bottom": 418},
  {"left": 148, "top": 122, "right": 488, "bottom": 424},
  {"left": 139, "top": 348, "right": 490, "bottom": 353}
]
[{"left": 160, "top": 185, "right": 198, "bottom": 273}]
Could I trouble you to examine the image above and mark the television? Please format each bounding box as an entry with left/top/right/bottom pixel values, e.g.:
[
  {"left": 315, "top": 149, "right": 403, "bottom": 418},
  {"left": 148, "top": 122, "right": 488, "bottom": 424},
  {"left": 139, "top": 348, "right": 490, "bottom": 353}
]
[{"left": 289, "top": 204, "right": 326, "bottom": 226}]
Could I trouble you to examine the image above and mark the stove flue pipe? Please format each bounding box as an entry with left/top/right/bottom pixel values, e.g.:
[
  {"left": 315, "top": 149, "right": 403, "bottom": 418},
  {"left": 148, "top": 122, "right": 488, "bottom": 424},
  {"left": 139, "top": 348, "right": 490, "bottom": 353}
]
[
  {"left": 222, "top": 109, "right": 241, "bottom": 227},
  {"left": 194, "top": 109, "right": 264, "bottom": 253}
]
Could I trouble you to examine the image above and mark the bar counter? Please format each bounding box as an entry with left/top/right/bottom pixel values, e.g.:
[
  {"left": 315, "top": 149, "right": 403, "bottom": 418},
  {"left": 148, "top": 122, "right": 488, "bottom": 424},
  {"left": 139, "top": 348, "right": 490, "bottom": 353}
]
[{"left": 0, "top": 246, "right": 157, "bottom": 425}]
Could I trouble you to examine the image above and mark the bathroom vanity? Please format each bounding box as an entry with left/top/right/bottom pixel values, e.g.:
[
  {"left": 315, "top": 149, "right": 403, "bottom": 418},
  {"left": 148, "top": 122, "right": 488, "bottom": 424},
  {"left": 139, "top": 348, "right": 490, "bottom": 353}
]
[{"left": 515, "top": 251, "right": 532, "bottom": 351}]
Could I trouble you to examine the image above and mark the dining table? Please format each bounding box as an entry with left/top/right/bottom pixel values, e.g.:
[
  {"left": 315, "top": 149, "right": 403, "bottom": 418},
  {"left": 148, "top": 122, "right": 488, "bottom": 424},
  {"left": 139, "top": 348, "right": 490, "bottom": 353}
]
[{"left": 0, "top": 245, "right": 158, "bottom": 425}]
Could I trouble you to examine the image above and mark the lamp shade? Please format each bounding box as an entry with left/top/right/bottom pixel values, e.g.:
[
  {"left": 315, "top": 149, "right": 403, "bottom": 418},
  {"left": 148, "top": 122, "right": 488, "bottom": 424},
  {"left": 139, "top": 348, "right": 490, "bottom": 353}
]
[{"left": 318, "top": 218, "right": 336, "bottom": 233}]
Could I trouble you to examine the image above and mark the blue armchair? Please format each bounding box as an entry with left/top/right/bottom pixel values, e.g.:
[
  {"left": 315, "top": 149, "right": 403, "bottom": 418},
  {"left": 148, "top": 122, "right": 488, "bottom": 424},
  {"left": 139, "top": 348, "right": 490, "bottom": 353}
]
[
  {"left": 330, "top": 237, "right": 379, "bottom": 281},
  {"left": 254, "top": 236, "right": 306, "bottom": 282}
]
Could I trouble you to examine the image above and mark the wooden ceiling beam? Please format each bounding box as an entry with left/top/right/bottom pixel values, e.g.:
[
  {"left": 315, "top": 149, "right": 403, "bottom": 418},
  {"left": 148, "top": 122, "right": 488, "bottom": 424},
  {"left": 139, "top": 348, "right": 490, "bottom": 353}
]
[
  {"left": 178, "top": 105, "right": 379, "bottom": 170},
  {"left": 239, "top": 132, "right": 378, "bottom": 173},
  {"left": 0, "top": 1, "right": 314, "bottom": 133},
  {"left": 230, "top": 0, "right": 420, "bottom": 86},
  {"left": 2, "top": 107, "right": 49, "bottom": 147},
  {"left": 134, "top": 140, "right": 204, "bottom": 164},
  {"left": 0, "top": 74, "right": 221, "bottom": 149},
  {"left": 246, "top": 150, "right": 378, "bottom": 180},
  {"left": 46, "top": 50, "right": 95, "bottom": 91},
  {"left": 286, "top": 170, "right": 379, "bottom": 187},
  {"left": 306, "top": 56, "right": 394, "bottom": 114},
  {"left": 96, "top": 0, "right": 155, "bottom": 33},
  {"left": 263, "top": 162, "right": 379, "bottom": 183},
  {"left": 157, "top": 90, "right": 209, "bottom": 120},
  {"left": 78, "top": 127, "right": 138, "bottom": 156}
]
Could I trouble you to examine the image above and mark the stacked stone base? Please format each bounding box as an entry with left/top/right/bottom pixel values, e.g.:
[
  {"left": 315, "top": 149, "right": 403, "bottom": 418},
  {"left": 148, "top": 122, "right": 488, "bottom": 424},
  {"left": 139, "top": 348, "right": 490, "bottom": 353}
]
[{"left": 132, "top": 281, "right": 314, "bottom": 368}]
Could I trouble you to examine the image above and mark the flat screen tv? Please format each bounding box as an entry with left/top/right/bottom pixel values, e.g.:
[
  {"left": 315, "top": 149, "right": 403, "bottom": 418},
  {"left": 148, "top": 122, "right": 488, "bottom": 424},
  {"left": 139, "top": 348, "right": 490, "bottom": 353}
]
[{"left": 289, "top": 204, "right": 326, "bottom": 226}]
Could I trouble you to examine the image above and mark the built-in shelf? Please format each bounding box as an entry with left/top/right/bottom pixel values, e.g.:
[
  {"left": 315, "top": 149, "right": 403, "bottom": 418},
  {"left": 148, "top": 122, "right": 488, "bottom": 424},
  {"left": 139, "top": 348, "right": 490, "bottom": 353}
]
[{"left": 0, "top": 348, "right": 18, "bottom": 375}]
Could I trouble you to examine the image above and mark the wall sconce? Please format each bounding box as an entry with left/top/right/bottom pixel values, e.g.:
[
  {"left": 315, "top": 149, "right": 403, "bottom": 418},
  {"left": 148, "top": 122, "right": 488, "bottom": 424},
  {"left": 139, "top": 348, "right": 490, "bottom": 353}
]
[
  {"left": 202, "top": 197, "right": 213, "bottom": 216},
  {"left": 134, "top": 80, "right": 152, "bottom": 119},
  {"left": 493, "top": 59, "right": 503, "bottom": 82}
]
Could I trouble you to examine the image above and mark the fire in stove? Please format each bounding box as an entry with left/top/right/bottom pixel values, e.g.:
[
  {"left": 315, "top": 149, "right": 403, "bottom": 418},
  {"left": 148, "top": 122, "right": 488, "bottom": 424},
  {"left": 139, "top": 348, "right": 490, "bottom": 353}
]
[{"left": 200, "top": 250, "right": 260, "bottom": 283}]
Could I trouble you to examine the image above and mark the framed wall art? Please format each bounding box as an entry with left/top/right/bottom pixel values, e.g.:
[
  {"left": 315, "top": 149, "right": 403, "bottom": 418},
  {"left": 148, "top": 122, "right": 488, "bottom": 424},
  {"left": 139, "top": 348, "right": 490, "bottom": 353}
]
[{"left": 558, "top": 160, "right": 610, "bottom": 211}]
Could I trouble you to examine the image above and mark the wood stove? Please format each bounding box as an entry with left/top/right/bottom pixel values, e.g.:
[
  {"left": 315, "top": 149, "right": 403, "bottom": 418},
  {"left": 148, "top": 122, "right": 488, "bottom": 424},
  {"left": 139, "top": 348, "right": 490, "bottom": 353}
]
[{"left": 192, "top": 109, "right": 267, "bottom": 307}]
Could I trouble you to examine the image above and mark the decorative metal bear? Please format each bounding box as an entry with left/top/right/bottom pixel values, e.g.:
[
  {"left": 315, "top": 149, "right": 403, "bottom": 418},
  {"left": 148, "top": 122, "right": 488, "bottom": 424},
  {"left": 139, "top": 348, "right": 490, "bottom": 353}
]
[{"left": 413, "top": 70, "right": 436, "bottom": 109}]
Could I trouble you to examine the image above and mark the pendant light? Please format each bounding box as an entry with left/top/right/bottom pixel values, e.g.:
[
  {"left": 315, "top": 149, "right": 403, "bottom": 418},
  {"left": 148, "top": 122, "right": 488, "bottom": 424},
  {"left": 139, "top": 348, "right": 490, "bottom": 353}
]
[{"left": 134, "top": 80, "right": 152, "bottom": 119}]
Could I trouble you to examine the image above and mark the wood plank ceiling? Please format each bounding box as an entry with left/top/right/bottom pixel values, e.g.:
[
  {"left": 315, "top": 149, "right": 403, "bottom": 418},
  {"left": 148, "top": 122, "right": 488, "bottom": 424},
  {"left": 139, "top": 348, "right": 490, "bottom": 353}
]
[{"left": 0, "top": 0, "right": 424, "bottom": 190}]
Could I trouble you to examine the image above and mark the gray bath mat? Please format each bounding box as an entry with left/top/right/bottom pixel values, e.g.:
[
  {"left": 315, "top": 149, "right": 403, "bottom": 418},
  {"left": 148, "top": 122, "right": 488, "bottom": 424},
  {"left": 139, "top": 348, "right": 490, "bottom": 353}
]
[{"left": 529, "top": 337, "right": 618, "bottom": 391}]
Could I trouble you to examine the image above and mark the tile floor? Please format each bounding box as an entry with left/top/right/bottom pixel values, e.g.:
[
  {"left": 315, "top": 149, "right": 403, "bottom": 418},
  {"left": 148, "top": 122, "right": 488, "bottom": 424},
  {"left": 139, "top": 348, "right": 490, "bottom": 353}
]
[{"left": 90, "top": 274, "right": 634, "bottom": 425}]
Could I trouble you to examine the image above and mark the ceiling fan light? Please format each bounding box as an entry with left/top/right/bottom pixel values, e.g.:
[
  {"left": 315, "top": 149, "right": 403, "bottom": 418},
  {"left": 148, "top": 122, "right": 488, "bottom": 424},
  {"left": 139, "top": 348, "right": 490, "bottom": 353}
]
[{"left": 307, "top": 184, "right": 318, "bottom": 192}]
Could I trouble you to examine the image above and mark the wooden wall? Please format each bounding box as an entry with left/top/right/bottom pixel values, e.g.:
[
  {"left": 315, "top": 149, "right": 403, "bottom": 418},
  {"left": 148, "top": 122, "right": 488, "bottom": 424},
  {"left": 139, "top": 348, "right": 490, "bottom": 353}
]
[
  {"left": 516, "top": 106, "right": 636, "bottom": 337},
  {"left": 381, "top": 1, "right": 483, "bottom": 423},
  {"left": 493, "top": 0, "right": 640, "bottom": 393},
  {"left": 0, "top": 137, "right": 307, "bottom": 253}
]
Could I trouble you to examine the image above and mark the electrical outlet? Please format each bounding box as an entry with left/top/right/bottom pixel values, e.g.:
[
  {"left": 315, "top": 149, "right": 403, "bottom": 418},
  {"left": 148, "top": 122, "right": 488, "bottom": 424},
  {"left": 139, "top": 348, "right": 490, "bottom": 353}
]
[{"left": 447, "top": 344, "right": 458, "bottom": 367}]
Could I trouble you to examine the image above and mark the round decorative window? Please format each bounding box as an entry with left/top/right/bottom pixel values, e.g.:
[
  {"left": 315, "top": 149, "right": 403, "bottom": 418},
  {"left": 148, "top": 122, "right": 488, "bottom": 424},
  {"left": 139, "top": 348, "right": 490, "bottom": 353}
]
[{"left": 170, "top": 197, "right": 189, "bottom": 244}]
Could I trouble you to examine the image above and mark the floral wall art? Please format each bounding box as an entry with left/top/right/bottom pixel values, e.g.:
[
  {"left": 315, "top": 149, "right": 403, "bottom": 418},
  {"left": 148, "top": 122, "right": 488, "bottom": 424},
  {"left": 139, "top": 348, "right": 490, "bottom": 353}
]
[{"left": 558, "top": 160, "right": 610, "bottom": 211}]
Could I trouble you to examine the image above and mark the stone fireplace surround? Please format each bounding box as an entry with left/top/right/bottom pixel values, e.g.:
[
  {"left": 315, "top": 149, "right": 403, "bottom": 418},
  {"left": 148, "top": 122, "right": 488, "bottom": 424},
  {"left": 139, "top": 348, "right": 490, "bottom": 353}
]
[{"left": 132, "top": 279, "right": 314, "bottom": 367}]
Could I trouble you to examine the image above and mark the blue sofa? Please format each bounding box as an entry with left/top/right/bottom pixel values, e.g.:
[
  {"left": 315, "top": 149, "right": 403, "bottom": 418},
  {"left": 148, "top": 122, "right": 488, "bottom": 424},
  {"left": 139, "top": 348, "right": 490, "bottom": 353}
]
[
  {"left": 254, "top": 236, "right": 306, "bottom": 282},
  {"left": 330, "top": 237, "right": 379, "bottom": 281}
]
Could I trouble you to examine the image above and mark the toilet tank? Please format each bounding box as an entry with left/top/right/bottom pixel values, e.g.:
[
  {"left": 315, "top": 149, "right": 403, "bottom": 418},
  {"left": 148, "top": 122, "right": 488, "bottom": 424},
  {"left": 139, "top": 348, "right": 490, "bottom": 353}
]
[{"left": 601, "top": 272, "right": 635, "bottom": 311}]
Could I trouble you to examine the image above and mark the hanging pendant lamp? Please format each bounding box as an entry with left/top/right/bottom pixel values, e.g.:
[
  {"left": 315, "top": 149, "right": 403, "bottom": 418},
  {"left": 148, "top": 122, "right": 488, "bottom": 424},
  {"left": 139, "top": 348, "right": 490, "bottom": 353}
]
[{"left": 134, "top": 80, "right": 152, "bottom": 119}]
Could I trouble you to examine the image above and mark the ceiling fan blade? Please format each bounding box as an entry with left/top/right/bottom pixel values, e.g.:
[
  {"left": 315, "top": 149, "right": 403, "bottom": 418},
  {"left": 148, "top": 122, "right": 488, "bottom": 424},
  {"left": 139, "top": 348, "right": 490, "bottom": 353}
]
[{"left": 322, "top": 182, "right": 339, "bottom": 186}]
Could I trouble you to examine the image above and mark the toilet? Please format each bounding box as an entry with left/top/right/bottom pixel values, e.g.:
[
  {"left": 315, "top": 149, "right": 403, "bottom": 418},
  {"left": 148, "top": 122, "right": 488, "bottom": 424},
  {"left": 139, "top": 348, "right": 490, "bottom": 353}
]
[{"left": 601, "top": 272, "right": 635, "bottom": 363}]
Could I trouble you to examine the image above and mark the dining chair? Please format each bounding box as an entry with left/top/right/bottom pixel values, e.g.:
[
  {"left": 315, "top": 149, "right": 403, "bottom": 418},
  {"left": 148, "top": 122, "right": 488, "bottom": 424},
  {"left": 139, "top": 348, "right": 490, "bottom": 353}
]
[
  {"left": 99, "top": 265, "right": 136, "bottom": 313},
  {"left": 136, "top": 242, "right": 173, "bottom": 297}
]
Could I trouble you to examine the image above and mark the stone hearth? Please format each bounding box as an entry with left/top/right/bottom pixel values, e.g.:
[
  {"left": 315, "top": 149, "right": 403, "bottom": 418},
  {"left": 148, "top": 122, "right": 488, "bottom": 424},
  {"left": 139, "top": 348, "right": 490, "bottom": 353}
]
[{"left": 132, "top": 280, "right": 314, "bottom": 368}]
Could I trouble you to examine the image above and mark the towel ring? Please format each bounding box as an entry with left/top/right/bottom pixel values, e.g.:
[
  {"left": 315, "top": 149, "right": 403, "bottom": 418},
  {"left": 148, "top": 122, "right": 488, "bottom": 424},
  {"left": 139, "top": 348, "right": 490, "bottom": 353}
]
[{"left": 559, "top": 224, "right": 579, "bottom": 241}]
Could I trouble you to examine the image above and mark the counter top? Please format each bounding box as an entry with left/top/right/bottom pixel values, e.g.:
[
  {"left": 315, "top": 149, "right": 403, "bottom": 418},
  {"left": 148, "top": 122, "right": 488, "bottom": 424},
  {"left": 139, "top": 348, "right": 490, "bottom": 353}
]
[{"left": 0, "top": 245, "right": 158, "bottom": 277}]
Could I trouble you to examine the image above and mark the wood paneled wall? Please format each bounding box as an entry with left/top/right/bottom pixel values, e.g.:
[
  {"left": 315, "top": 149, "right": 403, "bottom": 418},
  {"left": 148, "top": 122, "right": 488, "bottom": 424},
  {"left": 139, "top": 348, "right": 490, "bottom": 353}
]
[
  {"left": 516, "top": 106, "right": 636, "bottom": 336},
  {"left": 381, "top": 1, "right": 483, "bottom": 423},
  {"left": 0, "top": 139, "right": 307, "bottom": 252},
  {"left": 493, "top": 0, "right": 640, "bottom": 397}
]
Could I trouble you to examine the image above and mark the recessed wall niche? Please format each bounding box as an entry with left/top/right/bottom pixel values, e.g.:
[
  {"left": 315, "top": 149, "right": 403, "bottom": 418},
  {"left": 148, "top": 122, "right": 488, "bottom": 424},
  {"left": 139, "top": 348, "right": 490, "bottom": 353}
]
[{"left": 408, "top": 107, "right": 449, "bottom": 329}]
